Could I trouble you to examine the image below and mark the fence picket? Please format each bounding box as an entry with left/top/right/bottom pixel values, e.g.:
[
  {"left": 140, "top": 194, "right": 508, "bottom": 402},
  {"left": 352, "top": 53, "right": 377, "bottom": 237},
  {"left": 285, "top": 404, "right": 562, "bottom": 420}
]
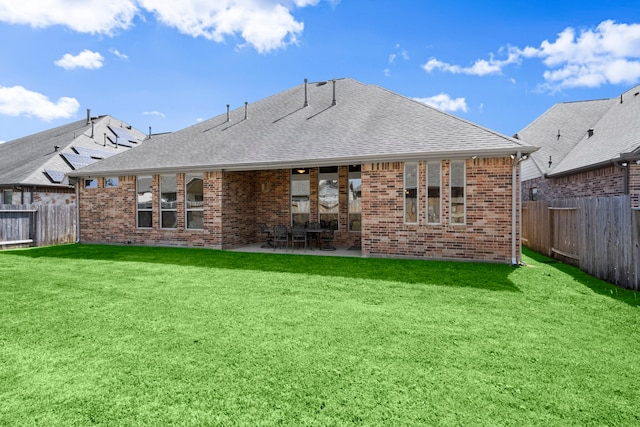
[{"left": 523, "top": 196, "right": 638, "bottom": 290}]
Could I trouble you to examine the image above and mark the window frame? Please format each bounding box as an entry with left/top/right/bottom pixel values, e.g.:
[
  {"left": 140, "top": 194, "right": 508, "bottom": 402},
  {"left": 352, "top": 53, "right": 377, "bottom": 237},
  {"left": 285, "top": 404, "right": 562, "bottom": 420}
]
[
  {"left": 348, "top": 165, "right": 362, "bottom": 232},
  {"left": 2, "top": 189, "right": 13, "bottom": 205},
  {"left": 104, "top": 177, "right": 119, "bottom": 188},
  {"left": 84, "top": 178, "right": 98, "bottom": 189},
  {"left": 291, "top": 168, "right": 310, "bottom": 227},
  {"left": 136, "top": 176, "right": 153, "bottom": 229},
  {"left": 449, "top": 160, "right": 466, "bottom": 225},
  {"left": 185, "top": 173, "right": 204, "bottom": 230},
  {"left": 426, "top": 161, "right": 442, "bottom": 224},
  {"left": 404, "top": 162, "right": 418, "bottom": 224},
  {"left": 160, "top": 175, "right": 178, "bottom": 229},
  {"left": 318, "top": 166, "right": 339, "bottom": 229}
]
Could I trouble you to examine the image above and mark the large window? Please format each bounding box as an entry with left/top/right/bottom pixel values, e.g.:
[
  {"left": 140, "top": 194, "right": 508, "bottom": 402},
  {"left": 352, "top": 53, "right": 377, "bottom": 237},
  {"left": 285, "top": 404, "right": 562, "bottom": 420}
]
[
  {"left": 404, "top": 163, "right": 418, "bottom": 224},
  {"left": 137, "top": 176, "right": 153, "bottom": 228},
  {"left": 427, "top": 161, "right": 441, "bottom": 224},
  {"left": 348, "top": 165, "right": 361, "bottom": 231},
  {"left": 2, "top": 189, "right": 12, "bottom": 204},
  {"left": 160, "top": 175, "right": 177, "bottom": 229},
  {"left": 291, "top": 168, "right": 310, "bottom": 226},
  {"left": 186, "top": 174, "right": 204, "bottom": 230},
  {"left": 450, "top": 160, "right": 466, "bottom": 224},
  {"left": 319, "top": 166, "right": 339, "bottom": 229}
]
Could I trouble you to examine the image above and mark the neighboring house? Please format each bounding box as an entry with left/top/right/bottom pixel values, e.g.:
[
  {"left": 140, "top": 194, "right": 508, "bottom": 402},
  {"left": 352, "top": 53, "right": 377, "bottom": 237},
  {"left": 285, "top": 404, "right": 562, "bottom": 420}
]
[
  {"left": 0, "top": 112, "right": 148, "bottom": 205},
  {"left": 519, "top": 84, "right": 640, "bottom": 206},
  {"left": 69, "top": 78, "right": 536, "bottom": 264}
]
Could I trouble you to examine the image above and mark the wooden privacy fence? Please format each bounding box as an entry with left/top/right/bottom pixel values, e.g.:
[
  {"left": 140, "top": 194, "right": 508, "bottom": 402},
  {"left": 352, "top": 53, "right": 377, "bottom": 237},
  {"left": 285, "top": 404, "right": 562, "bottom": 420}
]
[
  {"left": 522, "top": 196, "right": 640, "bottom": 290},
  {"left": 0, "top": 204, "right": 76, "bottom": 249}
]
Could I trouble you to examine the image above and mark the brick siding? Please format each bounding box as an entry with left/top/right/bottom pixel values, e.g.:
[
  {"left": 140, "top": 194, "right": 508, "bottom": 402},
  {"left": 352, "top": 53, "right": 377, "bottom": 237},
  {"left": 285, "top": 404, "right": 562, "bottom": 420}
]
[
  {"left": 522, "top": 163, "right": 640, "bottom": 207},
  {"left": 79, "top": 159, "right": 521, "bottom": 262}
]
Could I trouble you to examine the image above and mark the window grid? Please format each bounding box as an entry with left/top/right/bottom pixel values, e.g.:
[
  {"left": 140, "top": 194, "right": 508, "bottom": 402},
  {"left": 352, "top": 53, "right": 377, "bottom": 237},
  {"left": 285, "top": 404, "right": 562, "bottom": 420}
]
[
  {"left": 427, "top": 161, "right": 441, "bottom": 224},
  {"left": 137, "top": 176, "right": 152, "bottom": 228},
  {"left": 160, "top": 175, "right": 177, "bottom": 229},
  {"left": 404, "top": 163, "right": 418, "bottom": 224},
  {"left": 450, "top": 160, "right": 466, "bottom": 225}
]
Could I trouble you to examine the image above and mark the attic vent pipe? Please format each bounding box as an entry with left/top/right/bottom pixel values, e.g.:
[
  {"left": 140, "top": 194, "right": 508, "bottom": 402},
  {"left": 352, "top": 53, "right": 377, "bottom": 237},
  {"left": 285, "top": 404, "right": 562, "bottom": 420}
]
[
  {"left": 588, "top": 128, "right": 594, "bottom": 138},
  {"left": 226, "top": 104, "right": 230, "bottom": 122},
  {"left": 557, "top": 129, "right": 560, "bottom": 140},
  {"left": 331, "top": 79, "right": 337, "bottom": 106},
  {"left": 148, "top": 126, "right": 152, "bottom": 139},
  {"left": 86, "top": 109, "right": 91, "bottom": 125},
  {"left": 91, "top": 120, "right": 94, "bottom": 138},
  {"left": 244, "top": 102, "right": 248, "bottom": 120},
  {"left": 304, "top": 78, "right": 309, "bottom": 107}
]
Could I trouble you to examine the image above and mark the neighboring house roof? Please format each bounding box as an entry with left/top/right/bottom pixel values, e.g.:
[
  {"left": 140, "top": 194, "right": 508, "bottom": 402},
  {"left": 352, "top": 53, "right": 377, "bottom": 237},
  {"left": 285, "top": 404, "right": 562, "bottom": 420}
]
[
  {"left": 519, "top": 84, "right": 640, "bottom": 179},
  {"left": 70, "top": 78, "right": 536, "bottom": 177},
  {"left": 0, "top": 115, "right": 148, "bottom": 188}
]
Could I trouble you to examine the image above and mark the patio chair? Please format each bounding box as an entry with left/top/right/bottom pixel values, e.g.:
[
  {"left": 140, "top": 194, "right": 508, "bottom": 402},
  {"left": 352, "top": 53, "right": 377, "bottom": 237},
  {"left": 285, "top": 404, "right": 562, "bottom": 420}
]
[
  {"left": 290, "top": 225, "right": 308, "bottom": 249},
  {"left": 272, "top": 224, "right": 289, "bottom": 250},
  {"left": 258, "top": 223, "right": 273, "bottom": 248},
  {"left": 320, "top": 221, "right": 337, "bottom": 250}
]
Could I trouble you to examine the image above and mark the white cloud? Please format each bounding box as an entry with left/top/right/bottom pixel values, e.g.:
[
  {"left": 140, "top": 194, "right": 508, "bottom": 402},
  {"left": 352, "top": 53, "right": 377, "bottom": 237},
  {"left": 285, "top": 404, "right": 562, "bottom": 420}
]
[
  {"left": 137, "top": 0, "right": 312, "bottom": 53},
  {"left": 414, "top": 93, "right": 468, "bottom": 113},
  {"left": 0, "top": 0, "right": 327, "bottom": 53},
  {"left": 143, "top": 110, "right": 165, "bottom": 118},
  {"left": 55, "top": 49, "right": 104, "bottom": 70},
  {"left": 422, "top": 20, "right": 640, "bottom": 90},
  {"left": 0, "top": 0, "right": 138, "bottom": 35},
  {"left": 109, "top": 48, "right": 129, "bottom": 60},
  {"left": 0, "top": 85, "right": 80, "bottom": 121}
]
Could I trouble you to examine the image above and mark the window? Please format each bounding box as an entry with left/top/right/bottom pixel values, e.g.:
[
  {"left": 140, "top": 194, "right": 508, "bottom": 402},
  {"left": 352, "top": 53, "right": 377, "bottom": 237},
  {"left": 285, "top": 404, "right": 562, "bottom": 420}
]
[
  {"left": 319, "top": 166, "right": 339, "bottom": 229},
  {"left": 404, "top": 163, "right": 418, "bottom": 224},
  {"left": 427, "top": 161, "right": 441, "bottom": 224},
  {"left": 291, "top": 168, "right": 310, "bottom": 227},
  {"left": 186, "top": 174, "right": 204, "bottom": 230},
  {"left": 137, "top": 176, "right": 152, "bottom": 228},
  {"left": 105, "top": 177, "right": 119, "bottom": 188},
  {"left": 348, "top": 165, "right": 361, "bottom": 231},
  {"left": 2, "top": 189, "right": 12, "bottom": 204},
  {"left": 530, "top": 187, "right": 538, "bottom": 201},
  {"left": 84, "top": 178, "right": 97, "bottom": 189},
  {"left": 450, "top": 160, "right": 466, "bottom": 224},
  {"left": 160, "top": 175, "right": 177, "bottom": 229}
]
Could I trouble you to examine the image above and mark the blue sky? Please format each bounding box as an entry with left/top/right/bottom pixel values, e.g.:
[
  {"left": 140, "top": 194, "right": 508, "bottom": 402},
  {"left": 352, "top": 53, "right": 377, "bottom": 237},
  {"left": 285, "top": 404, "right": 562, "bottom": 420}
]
[{"left": 1, "top": 0, "right": 640, "bottom": 143}]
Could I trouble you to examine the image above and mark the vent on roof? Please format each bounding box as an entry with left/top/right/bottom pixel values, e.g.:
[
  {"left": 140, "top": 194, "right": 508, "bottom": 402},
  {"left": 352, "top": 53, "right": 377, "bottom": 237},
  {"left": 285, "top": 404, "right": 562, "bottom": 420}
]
[
  {"left": 588, "top": 128, "right": 594, "bottom": 138},
  {"left": 331, "top": 79, "right": 337, "bottom": 106},
  {"left": 226, "top": 104, "right": 230, "bottom": 122},
  {"left": 244, "top": 102, "right": 248, "bottom": 120},
  {"left": 304, "top": 78, "right": 309, "bottom": 107},
  {"left": 557, "top": 130, "right": 561, "bottom": 140}
]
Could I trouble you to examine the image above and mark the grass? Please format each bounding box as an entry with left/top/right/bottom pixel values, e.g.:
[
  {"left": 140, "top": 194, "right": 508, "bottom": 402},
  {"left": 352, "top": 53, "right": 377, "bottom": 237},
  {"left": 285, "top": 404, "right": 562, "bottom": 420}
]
[{"left": 0, "top": 244, "right": 638, "bottom": 426}]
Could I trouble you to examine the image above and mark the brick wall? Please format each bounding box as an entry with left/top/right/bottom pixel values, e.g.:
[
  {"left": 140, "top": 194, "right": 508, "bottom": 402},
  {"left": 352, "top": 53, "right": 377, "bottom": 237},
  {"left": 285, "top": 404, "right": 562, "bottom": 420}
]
[
  {"left": 361, "top": 158, "right": 520, "bottom": 263},
  {"left": 522, "top": 164, "right": 627, "bottom": 202},
  {"left": 79, "top": 159, "right": 522, "bottom": 262}
]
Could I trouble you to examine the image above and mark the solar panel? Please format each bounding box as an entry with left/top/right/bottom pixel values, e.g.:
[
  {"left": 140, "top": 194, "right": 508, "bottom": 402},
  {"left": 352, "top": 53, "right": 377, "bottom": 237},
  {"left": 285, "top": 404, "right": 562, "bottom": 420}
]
[
  {"left": 108, "top": 125, "right": 138, "bottom": 144},
  {"left": 73, "top": 146, "right": 116, "bottom": 159},
  {"left": 61, "top": 153, "right": 97, "bottom": 170},
  {"left": 106, "top": 136, "right": 134, "bottom": 148},
  {"left": 44, "top": 170, "right": 66, "bottom": 183}
]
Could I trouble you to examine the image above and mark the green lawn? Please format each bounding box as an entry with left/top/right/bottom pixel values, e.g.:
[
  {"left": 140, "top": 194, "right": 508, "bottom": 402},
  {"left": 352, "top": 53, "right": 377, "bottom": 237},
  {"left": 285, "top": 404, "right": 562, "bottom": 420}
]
[{"left": 1, "top": 245, "right": 638, "bottom": 426}]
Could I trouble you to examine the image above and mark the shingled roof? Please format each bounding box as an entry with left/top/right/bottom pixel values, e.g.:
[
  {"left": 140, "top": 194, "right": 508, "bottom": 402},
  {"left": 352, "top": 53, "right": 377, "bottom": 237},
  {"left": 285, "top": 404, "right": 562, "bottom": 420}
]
[
  {"left": 519, "top": 83, "right": 640, "bottom": 179},
  {"left": 0, "top": 114, "right": 148, "bottom": 187},
  {"left": 70, "top": 78, "right": 535, "bottom": 177}
]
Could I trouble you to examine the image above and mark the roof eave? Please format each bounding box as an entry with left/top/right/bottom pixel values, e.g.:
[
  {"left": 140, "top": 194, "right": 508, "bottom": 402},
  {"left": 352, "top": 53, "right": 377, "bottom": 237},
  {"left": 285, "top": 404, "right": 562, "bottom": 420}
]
[{"left": 68, "top": 146, "right": 536, "bottom": 177}]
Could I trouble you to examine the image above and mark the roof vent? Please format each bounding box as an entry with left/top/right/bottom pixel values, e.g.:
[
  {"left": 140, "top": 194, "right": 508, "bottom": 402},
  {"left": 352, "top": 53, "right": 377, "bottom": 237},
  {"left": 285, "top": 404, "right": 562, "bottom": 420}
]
[
  {"left": 244, "top": 102, "right": 248, "bottom": 120},
  {"left": 226, "top": 104, "right": 230, "bottom": 122},
  {"left": 587, "top": 128, "right": 594, "bottom": 138},
  {"left": 303, "top": 78, "right": 309, "bottom": 107},
  {"left": 54, "top": 145, "right": 60, "bottom": 152},
  {"left": 86, "top": 108, "right": 91, "bottom": 125},
  {"left": 557, "top": 129, "right": 561, "bottom": 140},
  {"left": 331, "top": 79, "right": 337, "bottom": 106}
]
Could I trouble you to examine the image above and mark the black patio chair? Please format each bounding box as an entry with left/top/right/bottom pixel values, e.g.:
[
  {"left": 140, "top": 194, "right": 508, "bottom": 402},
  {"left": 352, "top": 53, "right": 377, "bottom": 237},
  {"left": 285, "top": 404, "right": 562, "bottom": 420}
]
[
  {"left": 273, "top": 224, "right": 289, "bottom": 250},
  {"left": 258, "top": 223, "right": 273, "bottom": 248},
  {"left": 320, "top": 220, "right": 337, "bottom": 250},
  {"left": 290, "top": 225, "right": 308, "bottom": 249}
]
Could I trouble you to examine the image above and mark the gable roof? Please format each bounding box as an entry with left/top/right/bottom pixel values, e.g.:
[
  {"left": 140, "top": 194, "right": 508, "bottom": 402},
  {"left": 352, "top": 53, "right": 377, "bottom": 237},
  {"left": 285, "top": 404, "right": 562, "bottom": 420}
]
[
  {"left": 70, "top": 78, "right": 535, "bottom": 177},
  {"left": 519, "top": 84, "right": 640, "bottom": 179},
  {"left": 0, "top": 115, "right": 147, "bottom": 187}
]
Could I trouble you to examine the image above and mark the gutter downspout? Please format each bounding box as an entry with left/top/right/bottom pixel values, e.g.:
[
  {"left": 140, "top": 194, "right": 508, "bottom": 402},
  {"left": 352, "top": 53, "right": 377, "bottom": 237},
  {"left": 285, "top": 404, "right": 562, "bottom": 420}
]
[
  {"left": 512, "top": 151, "right": 521, "bottom": 265},
  {"left": 72, "top": 178, "right": 80, "bottom": 243}
]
